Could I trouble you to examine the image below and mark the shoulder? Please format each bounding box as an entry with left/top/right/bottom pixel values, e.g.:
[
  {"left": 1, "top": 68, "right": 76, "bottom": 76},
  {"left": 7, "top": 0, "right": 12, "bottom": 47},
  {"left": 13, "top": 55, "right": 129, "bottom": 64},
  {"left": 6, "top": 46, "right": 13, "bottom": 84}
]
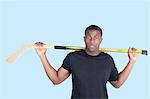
[
  {"left": 66, "top": 50, "right": 83, "bottom": 57},
  {"left": 101, "top": 52, "right": 114, "bottom": 60}
]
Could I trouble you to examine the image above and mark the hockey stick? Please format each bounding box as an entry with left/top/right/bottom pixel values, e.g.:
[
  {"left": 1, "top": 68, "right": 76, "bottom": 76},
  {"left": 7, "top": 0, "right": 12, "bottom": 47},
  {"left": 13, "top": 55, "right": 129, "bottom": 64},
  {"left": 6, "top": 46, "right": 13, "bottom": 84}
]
[{"left": 6, "top": 44, "right": 148, "bottom": 64}]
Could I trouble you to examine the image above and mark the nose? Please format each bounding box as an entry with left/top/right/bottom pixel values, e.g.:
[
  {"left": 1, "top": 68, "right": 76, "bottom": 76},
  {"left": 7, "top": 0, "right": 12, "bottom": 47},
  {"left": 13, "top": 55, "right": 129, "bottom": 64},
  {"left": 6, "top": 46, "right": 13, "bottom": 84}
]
[{"left": 90, "top": 38, "right": 95, "bottom": 43}]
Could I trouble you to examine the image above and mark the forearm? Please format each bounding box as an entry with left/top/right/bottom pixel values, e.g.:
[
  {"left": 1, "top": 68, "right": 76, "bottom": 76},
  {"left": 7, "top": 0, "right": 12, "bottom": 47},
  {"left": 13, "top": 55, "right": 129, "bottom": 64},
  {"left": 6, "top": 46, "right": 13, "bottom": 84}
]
[
  {"left": 39, "top": 54, "right": 59, "bottom": 84},
  {"left": 113, "top": 59, "right": 136, "bottom": 88}
]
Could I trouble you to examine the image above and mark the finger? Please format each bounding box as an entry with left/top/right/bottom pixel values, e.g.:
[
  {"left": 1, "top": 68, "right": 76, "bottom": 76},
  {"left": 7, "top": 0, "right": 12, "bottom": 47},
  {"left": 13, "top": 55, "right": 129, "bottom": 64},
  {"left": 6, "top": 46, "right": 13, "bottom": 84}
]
[
  {"left": 128, "top": 47, "right": 132, "bottom": 53},
  {"left": 35, "top": 42, "right": 41, "bottom": 46},
  {"left": 35, "top": 42, "right": 45, "bottom": 47},
  {"left": 131, "top": 48, "right": 137, "bottom": 52},
  {"left": 132, "top": 48, "right": 138, "bottom": 55},
  {"left": 132, "top": 48, "right": 139, "bottom": 57}
]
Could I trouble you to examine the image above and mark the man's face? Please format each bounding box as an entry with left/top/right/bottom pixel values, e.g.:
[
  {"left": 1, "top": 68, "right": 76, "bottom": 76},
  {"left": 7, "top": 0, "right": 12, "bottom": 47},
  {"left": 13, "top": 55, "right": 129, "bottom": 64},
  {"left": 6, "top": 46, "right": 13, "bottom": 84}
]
[{"left": 84, "top": 30, "right": 102, "bottom": 52}]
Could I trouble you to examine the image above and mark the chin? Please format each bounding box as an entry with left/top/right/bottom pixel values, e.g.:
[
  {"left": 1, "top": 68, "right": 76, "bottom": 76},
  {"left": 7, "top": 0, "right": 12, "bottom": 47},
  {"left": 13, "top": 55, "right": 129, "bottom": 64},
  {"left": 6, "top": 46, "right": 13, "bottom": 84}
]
[{"left": 88, "top": 48, "right": 97, "bottom": 52}]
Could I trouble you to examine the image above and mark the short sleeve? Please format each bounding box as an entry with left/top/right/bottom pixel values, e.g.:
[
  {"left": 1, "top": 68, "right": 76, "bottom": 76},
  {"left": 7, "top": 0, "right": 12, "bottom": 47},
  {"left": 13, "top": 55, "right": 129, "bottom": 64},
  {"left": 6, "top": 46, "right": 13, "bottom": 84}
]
[
  {"left": 108, "top": 57, "right": 119, "bottom": 81},
  {"left": 61, "top": 53, "right": 71, "bottom": 73}
]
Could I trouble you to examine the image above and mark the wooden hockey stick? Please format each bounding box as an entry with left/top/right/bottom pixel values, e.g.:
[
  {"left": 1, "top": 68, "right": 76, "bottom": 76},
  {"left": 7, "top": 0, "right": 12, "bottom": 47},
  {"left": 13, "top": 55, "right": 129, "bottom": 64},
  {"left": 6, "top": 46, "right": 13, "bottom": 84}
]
[{"left": 6, "top": 44, "right": 148, "bottom": 64}]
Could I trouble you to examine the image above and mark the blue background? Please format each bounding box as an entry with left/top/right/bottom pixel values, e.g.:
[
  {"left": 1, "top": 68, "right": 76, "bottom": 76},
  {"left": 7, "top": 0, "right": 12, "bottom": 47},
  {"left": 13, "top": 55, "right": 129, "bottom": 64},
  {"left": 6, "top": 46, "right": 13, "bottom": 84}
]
[{"left": 0, "top": 0, "right": 149, "bottom": 99}]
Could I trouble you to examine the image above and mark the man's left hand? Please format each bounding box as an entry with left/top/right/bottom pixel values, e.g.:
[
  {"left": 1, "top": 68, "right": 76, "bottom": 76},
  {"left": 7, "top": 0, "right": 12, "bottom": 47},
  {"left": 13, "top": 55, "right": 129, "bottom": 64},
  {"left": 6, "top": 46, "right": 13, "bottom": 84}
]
[{"left": 128, "top": 48, "right": 138, "bottom": 61}]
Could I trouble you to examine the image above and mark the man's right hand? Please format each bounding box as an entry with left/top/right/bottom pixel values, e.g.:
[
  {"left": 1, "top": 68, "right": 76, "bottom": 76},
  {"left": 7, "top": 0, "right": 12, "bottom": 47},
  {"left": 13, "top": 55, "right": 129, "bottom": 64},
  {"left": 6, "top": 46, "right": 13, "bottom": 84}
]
[
  {"left": 34, "top": 42, "right": 70, "bottom": 85},
  {"left": 35, "top": 42, "right": 47, "bottom": 56}
]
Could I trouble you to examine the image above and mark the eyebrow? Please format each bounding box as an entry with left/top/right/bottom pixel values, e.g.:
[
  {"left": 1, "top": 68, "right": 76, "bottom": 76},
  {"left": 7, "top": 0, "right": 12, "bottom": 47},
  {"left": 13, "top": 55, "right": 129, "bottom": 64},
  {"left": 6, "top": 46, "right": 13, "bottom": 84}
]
[{"left": 86, "top": 33, "right": 100, "bottom": 37}]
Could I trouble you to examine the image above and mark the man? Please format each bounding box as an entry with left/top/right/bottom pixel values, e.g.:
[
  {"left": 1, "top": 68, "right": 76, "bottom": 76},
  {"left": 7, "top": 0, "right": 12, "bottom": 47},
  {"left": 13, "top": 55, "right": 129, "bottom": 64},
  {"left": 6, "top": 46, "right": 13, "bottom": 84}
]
[{"left": 35, "top": 25, "right": 138, "bottom": 99}]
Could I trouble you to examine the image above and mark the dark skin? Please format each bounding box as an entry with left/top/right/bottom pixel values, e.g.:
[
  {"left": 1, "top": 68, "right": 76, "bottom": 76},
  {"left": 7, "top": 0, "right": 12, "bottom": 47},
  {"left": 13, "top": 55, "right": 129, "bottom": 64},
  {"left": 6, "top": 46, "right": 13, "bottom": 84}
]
[
  {"left": 35, "top": 30, "right": 138, "bottom": 88},
  {"left": 84, "top": 30, "right": 102, "bottom": 56}
]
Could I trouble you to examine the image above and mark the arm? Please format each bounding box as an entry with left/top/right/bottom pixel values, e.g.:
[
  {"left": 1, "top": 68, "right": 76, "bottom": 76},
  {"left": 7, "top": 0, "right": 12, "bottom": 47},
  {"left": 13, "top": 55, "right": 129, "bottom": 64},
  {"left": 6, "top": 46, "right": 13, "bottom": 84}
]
[
  {"left": 110, "top": 48, "right": 138, "bottom": 88},
  {"left": 35, "top": 42, "right": 70, "bottom": 85}
]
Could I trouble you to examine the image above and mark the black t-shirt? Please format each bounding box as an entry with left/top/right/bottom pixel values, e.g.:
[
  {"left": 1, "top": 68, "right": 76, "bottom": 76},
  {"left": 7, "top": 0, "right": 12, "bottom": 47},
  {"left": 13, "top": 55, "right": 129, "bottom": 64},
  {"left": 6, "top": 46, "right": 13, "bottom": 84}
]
[{"left": 61, "top": 50, "right": 119, "bottom": 99}]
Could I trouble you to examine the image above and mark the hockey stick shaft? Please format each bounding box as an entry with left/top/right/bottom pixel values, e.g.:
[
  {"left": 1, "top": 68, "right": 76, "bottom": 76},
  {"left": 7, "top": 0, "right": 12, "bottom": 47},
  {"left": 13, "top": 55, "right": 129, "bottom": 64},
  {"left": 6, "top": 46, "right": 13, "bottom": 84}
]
[{"left": 6, "top": 44, "right": 148, "bottom": 64}]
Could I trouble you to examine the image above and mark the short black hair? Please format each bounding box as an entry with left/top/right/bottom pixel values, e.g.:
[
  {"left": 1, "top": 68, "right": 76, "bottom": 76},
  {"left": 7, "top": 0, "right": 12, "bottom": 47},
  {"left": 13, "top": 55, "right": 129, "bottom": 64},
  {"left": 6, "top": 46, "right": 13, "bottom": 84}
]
[{"left": 85, "top": 25, "right": 103, "bottom": 36}]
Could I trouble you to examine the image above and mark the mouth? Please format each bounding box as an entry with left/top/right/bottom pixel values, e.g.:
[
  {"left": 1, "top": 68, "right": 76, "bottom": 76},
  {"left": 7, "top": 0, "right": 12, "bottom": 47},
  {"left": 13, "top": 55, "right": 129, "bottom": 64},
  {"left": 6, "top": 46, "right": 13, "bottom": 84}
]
[
  {"left": 88, "top": 45, "right": 97, "bottom": 50},
  {"left": 89, "top": 45, "right": 95, "bottom": 49}
]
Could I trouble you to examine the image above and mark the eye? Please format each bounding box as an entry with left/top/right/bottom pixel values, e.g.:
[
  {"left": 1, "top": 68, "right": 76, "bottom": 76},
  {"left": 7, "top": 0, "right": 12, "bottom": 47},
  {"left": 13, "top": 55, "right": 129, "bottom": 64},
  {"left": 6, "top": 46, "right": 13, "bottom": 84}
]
[
  {"left": 86, "top": 36, "right": 91, "bottom": 39},
  {"left": 94, "top": 36, "right": 99, "bottom": 40}
]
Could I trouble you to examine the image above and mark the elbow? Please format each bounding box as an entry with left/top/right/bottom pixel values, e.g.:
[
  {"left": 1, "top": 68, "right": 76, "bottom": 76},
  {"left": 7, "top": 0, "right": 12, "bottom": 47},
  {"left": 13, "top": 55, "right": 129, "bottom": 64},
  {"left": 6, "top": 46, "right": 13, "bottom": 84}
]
[
  {"left": 53, "top": 82, "right": 60, "bottom": 85},
  {"left": 113, "top": 83, "right": 123, "bottom": 89},
  {"left": 52, "top": 81, "right": 61, "bottom": 85},
  {"left": 53, "top": 83, "right": 59, "bottom": 85},
  {"left": 112, "top": 79, "right": 123, "bottom": 89},
  {"left": 47, "top": 76, "right": 61, "bottom": 85},
  {"left": 114, "top": 85, "right": 121, "bottom": 89},
  {"left": 112, "top": 81, "right": 122, "bottom": 88}
]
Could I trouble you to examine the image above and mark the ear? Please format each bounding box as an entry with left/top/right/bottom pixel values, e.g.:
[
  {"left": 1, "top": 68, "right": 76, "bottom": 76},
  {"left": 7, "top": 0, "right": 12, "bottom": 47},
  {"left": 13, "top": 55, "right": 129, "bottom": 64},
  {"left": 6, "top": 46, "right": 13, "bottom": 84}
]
[
  {"left": 100, "top": 37, "right": 103, "bottom": 43},
  {"left": 83, "top": 36, "right": 86, "bottom": 42}
]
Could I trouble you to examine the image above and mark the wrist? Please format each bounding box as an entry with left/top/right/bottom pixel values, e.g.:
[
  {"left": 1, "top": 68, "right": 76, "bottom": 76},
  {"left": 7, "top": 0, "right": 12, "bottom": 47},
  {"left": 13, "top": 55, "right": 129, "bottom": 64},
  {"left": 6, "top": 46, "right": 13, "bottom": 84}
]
[
  {"left": 39, "top": 53, "right": 46, "bottom": 57},
  {"left": 129, "top": 59, "right": 136, "bottom": 64}
]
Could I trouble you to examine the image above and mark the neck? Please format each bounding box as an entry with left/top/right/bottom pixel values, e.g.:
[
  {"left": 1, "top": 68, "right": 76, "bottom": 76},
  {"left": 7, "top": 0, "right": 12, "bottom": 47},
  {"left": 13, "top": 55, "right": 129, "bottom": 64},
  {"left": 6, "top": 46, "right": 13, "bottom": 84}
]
[{"left": 85, "top": 49, "right": 101, "bottom": 56}]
